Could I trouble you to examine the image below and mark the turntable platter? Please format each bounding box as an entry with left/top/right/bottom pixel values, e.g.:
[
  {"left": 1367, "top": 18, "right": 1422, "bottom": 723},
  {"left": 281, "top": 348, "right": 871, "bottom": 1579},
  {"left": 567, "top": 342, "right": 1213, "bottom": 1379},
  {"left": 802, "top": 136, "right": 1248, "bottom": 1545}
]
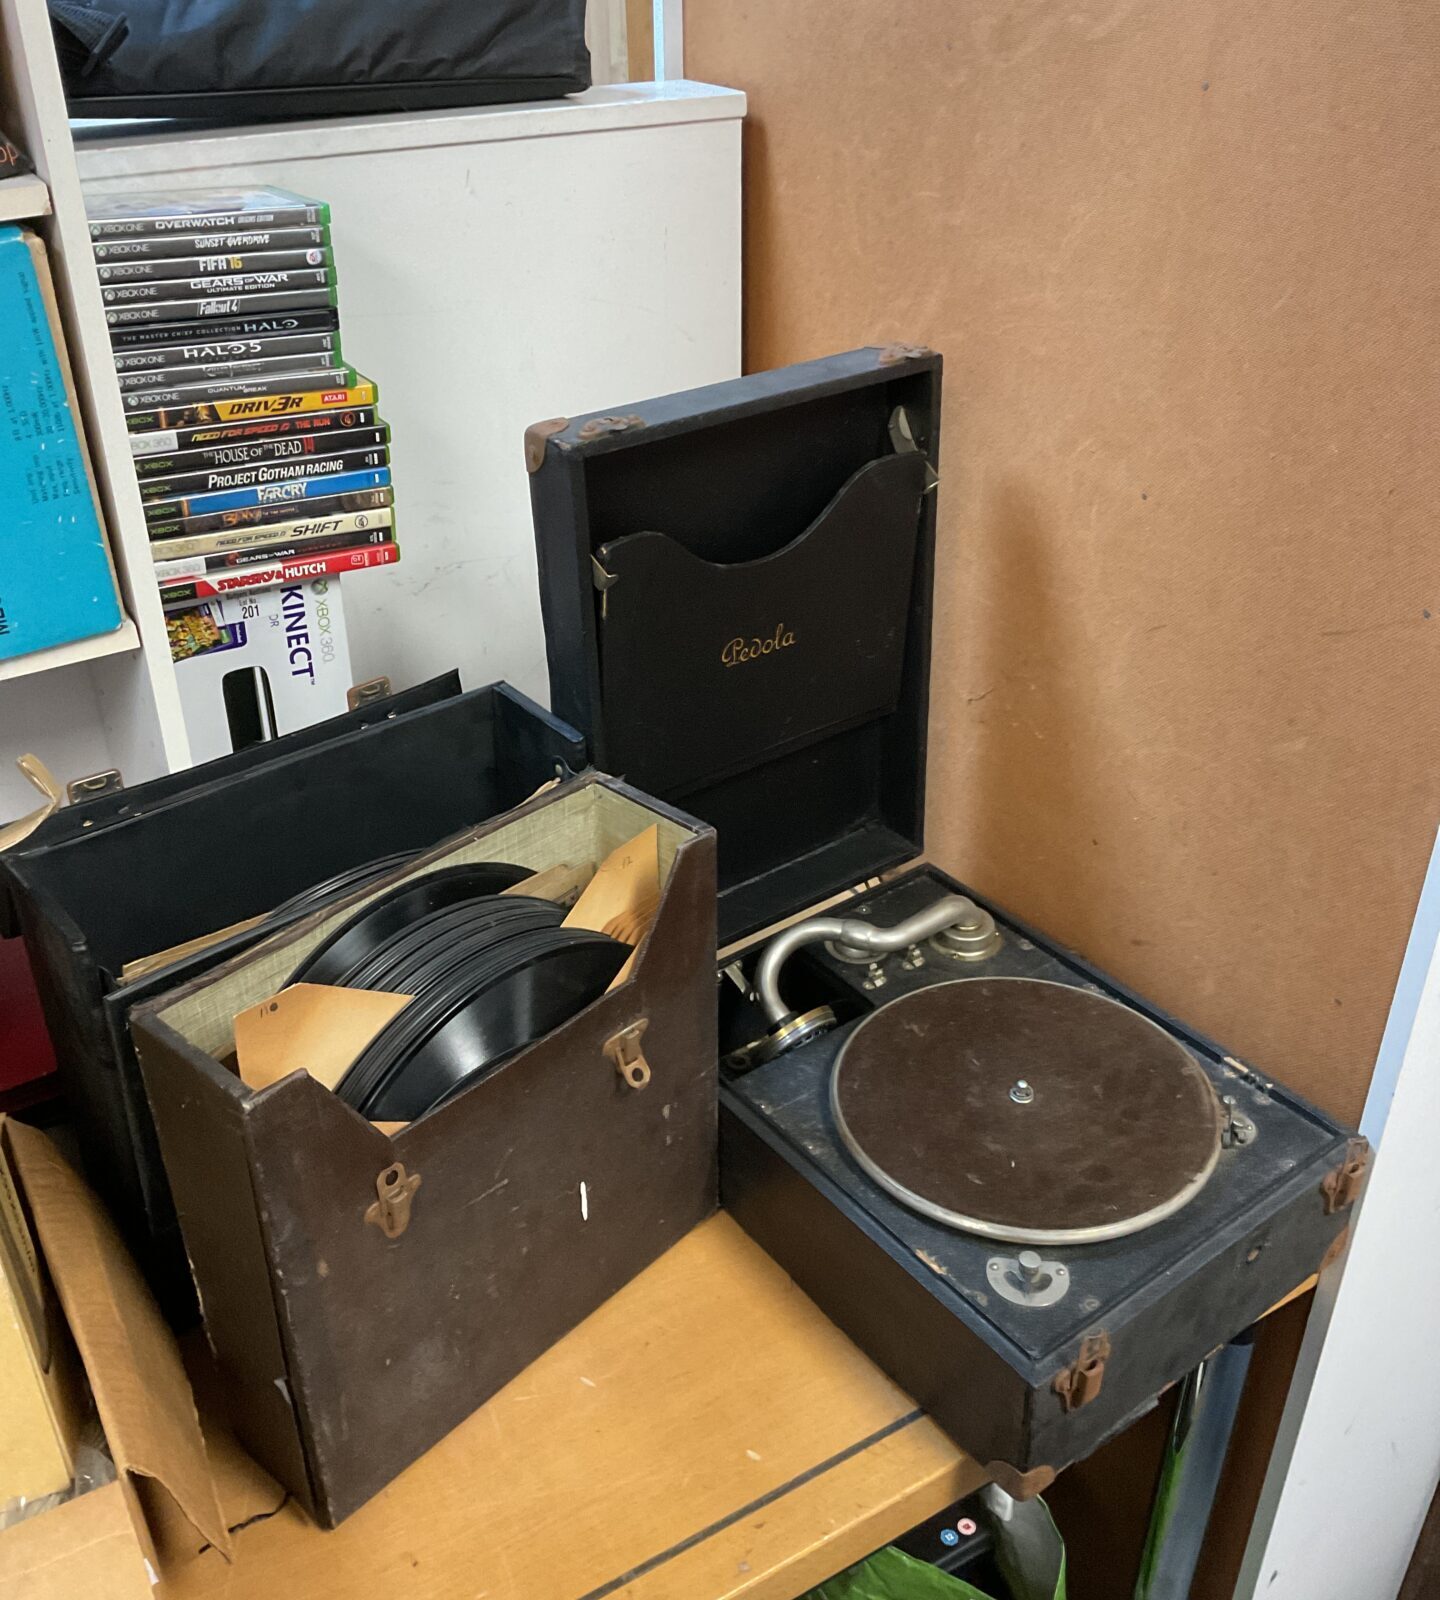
[{"left": 830, "top": 978, "right": 1222, "bottom": 1244}]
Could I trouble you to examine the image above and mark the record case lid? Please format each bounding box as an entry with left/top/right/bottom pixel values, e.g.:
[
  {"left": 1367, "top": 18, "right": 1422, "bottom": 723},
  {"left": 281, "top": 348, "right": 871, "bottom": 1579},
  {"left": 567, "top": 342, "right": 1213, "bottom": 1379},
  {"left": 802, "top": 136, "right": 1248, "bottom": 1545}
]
[{"left": 529, "top": 345, "right": 941, "bottom": 945}]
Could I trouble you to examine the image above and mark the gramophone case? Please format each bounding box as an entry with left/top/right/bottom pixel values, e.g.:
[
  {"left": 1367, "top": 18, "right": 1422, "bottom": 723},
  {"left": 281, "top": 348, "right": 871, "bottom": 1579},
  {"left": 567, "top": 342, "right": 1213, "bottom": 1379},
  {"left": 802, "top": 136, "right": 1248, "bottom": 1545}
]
[{"left": 528, "top": 348, "right": 1367, "bottom": 1492}]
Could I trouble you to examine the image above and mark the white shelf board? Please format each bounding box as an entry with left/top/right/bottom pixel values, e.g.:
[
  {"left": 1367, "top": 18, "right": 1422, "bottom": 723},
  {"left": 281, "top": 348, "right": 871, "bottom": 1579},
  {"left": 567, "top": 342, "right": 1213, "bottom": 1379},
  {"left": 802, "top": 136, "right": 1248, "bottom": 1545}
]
[
  {"left": 72, "top": 81, "right": 747, "bottom": 177},
  {"left": 0, "top": 615, "right": 140, "bottom": 684},
  {"left": 0, "top": 169, "right": 49, "bottom": 221}
]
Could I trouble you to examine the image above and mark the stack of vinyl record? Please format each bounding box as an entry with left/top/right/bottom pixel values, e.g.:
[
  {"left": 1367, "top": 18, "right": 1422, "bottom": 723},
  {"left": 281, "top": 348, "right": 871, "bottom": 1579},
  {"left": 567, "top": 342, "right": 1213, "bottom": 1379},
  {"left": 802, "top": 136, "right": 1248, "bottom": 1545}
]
[
  {"left": 86, "top": 186, "right": 398, "bottom": 607},
  {"left": 285, "top": 864, "right": 633, "bottom": 1121}
]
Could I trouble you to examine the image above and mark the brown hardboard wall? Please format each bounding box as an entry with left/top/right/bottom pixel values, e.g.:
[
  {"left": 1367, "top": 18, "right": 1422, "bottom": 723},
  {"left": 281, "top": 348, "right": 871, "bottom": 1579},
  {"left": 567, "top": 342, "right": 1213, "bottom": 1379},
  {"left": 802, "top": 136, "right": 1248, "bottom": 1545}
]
[
  {"left": 686, "top": 0, "right": 1440, "bottom": 1130},
  {"left": 686, "top": 2, "right": 1440, "bottom": 1593}
]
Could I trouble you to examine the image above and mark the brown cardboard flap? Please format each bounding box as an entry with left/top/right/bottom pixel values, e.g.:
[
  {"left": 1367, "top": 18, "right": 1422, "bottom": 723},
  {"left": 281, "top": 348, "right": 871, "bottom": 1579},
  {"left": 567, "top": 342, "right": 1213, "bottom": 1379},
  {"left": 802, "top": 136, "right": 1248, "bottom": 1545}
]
[
  {"left": 0, "top": 1479, "right": 152, "bottom": 1599},
  {"left": 2, "top": 1121, "right": 229, "bottom": 1564},
  {"left": 0, "top": 755, "right": 62, "bottom": 854},
  {"left": 234, "top": 984, "right": 413, "bottom": 1094},
  {"left": 564, "top": 823, "right": 661, "bottom": 987}
]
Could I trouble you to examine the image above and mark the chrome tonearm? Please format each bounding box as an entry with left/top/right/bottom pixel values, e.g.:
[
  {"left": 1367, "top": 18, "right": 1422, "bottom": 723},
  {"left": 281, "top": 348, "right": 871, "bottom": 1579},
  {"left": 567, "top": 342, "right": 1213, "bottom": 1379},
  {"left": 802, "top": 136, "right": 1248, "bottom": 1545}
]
[{"left": 756, "top": 894, "right": 999, "bottom": 1026}]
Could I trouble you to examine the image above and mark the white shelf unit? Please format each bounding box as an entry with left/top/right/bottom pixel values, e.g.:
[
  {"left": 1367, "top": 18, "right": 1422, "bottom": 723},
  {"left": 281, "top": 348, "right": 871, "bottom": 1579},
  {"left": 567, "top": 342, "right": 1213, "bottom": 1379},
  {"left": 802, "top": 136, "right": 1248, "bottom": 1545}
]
[
  {"left": 0, "top": 0, "right": 742, "bottom": 820},
  {"left": 0, "top": 0, "right": 187, "bottom": 813},
  {"left": 74, "top": 80, "right": 744, "bottom": 709},
  {"left": 0, "top": 166, "right": 48, "bottom": 220},
  {"left": 0, "top": 618, "right": 140, "bottom": 685}
]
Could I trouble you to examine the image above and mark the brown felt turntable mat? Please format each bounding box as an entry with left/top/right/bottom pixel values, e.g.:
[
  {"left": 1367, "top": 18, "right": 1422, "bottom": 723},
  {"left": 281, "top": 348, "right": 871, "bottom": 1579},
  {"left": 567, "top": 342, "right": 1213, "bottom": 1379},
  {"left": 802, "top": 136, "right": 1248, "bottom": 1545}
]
[{"left": 831, "top": 980, "right": 1221, "bottom": 1241}]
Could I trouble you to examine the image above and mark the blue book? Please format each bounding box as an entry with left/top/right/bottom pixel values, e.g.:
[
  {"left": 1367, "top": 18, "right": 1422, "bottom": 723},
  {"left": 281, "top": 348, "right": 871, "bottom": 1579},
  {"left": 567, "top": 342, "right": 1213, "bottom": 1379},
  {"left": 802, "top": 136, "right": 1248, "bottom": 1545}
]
[
  {"left": 0, "top": 225, "right": 122, "bottom": 661},
  {"left": 144, "top": 466, "right": 390, "bottom": 521}
]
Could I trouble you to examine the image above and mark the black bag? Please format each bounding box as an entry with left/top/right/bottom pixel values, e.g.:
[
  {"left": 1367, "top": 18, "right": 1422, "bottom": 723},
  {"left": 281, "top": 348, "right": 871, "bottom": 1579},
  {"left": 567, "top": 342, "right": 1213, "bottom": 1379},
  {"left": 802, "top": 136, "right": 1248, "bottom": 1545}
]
[{"left": 49, "top": 0, "right": 590, "bottom": 120}]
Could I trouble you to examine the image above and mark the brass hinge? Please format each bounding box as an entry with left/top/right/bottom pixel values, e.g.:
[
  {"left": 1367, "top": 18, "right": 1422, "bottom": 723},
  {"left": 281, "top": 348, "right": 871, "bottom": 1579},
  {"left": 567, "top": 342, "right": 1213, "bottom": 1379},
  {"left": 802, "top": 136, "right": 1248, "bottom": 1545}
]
[
  {"left": 605, "top": 1019, "right": 652, "bottom": 1090},
  {"left": 1053, "top": 1332, "right": 1111, "bottom": 1413},
  {"left": 67, "top": 768, "right": 123, "bottom": 804},
  {"left": 347, "top": 676, "right": 391, "bottom": 711},
  {"left": 524, "top": 416, "right": 569, "bottom": 473},
  {"left": 577, "top": 413, "right": 645, "bottom": 442},
  {"left": 1320, "top": 1137, "right": 1370, "bottom": 1215},
  {"left": 365, "top": 1162, "right": 421, "bottom": 1240}
]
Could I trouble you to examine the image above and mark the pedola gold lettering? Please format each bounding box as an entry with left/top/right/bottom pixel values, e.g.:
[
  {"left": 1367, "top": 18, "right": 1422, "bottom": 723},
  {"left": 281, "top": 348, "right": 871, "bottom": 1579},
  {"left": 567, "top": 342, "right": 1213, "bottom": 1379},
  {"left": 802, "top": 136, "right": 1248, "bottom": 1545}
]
[{"left": 722, "top": 624, "right": 797, "bottom": 667}]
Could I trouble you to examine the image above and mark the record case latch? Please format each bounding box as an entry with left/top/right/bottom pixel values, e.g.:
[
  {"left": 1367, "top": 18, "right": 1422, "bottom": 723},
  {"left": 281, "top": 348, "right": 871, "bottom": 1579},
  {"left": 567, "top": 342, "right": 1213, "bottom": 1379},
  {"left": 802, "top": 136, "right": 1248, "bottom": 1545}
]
[
  {"left": 1319, "top": 1137, "right": 1369, "bottom": 1215},
  {"left": 1053, "top": 1332, "right": 1110, "bottom": 1413},
  {"left": 365, "top": 1162, "right": 421, "bottom": 1240},
  {"left": 605, "top": 1019, "right": 652, "bottom": 1091}
]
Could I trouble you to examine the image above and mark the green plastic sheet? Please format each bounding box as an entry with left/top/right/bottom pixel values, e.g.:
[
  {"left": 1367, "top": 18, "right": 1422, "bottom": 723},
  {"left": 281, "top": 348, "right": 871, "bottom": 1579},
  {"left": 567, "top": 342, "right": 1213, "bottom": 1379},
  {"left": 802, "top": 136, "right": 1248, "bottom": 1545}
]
[{"left": 802, "top": 1545, "right": 996, "bottom": 1600}]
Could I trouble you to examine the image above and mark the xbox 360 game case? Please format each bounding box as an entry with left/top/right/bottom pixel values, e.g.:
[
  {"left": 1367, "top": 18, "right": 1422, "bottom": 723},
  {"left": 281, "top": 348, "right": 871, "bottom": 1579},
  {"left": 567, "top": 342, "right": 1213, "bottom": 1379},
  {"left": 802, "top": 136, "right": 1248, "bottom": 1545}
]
[
  {"left": 144, "top": 484, "right": 392, "bottom": 542},
  {"left": 138, "top": 444, "right": 389, "bottom": 503},
  {"left": 130, "top": 402, "right": 378, "bottom": 458},
  {"left": 134, "top": 424, "right": 389, "bottom": 479}
]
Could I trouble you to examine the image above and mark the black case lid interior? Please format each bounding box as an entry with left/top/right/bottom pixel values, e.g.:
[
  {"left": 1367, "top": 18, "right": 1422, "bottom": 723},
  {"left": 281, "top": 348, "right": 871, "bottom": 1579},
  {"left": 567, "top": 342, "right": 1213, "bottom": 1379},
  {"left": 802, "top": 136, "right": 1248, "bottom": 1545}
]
[
  {"left": 531, "top": 346, "right": 941, "bottom": 944},
  {"left": 2, "top": 675, "right": 584, "bottom": 976}
]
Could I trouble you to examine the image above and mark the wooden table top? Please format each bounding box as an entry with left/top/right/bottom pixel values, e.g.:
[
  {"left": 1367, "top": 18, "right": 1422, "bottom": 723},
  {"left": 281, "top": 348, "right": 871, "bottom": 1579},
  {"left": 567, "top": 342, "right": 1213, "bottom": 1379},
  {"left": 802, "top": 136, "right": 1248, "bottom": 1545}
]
[{"left": 159, "top": 1214, "right": 985, "bottom": 1600}]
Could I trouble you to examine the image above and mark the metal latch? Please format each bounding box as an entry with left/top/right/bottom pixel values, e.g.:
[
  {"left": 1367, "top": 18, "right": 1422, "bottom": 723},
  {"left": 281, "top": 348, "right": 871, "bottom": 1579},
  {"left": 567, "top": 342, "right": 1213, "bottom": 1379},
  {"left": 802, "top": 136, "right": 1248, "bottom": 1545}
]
[
  {"left": 67, "top": 768, "right": 123, "bottom": 804},
  {"left": 1053, "top": 1332, "right": 1110, "bottom": 1413},
  {"left": 605, "top": 1019, "right": 652, "bottom": 1090},
  {"left": 1220, "top": 1093, "right": 1257, "bottom": 1148},
  {"left": 1320, "top": 1137, "right": 1370, "bottom": 1215},
  {"left": 347, "top": 677, "right": 392, "bottom": 711},
  {"left": 592, "top": 555, "right": 619, "bottom": 621},
  {"left": 577, "top": 413, "right": 644, "bottom": 442},
  {"left": 887, "top": 406, "right": 940, "bottom": 492},
  {"left": 365, "top": 1162, "right": 421, "bottom": 1239}
]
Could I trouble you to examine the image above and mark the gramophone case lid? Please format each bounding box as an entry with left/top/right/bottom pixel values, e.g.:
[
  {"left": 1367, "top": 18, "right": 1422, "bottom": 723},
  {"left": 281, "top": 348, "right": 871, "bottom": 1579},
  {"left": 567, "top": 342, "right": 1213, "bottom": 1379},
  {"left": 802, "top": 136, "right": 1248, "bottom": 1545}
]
[{"left": 529, "top": 345, "right": 942, "bottom": 945}]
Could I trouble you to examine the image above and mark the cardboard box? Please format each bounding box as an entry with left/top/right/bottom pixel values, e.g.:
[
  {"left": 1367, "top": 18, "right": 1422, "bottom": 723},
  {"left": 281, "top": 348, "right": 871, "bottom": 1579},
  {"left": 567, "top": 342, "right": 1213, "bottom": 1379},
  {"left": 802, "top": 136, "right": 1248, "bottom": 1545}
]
[
  {"left": 0, "top": 1118, "right": 237, "bottom": 1594},
  {"left": 171, "top": 577, "right": 352, "bottom": 765},
  {"left": 0, "top": 1129, "right": 78, "bottom": 1509}
]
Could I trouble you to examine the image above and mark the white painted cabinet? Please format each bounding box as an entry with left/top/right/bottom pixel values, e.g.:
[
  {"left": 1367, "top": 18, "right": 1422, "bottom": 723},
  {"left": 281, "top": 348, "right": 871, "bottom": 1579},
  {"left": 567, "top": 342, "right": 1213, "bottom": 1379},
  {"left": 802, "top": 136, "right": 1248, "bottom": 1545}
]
[{"left": 0, "top": 0, "right": 742, "bottom": 817}]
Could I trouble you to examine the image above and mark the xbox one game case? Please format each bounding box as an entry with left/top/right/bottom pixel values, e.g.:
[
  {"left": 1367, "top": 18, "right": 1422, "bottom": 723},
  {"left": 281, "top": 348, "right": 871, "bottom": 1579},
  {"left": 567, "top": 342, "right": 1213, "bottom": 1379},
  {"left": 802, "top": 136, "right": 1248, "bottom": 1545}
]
[
  {"left": 106, "top": 285, "right": 337, "bottom": 327},
  {"left": 108, "top": 308, "right": 340, "bottom": 351},
  {"left": 86, "top": 186, "right": 328, "bottom": 240},
  {"left": 98, "top": 248, "right": 332, "bottom": 284}
]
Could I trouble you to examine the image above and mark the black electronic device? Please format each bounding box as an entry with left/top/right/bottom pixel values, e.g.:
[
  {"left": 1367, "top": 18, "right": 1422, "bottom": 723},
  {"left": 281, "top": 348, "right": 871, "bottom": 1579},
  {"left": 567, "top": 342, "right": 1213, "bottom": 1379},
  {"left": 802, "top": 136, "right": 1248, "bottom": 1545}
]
[
  {"left": 528, "top": 348, "right": 1368, "bottom": 1495},
  {"left": 893, "top": 1492, "right": 1004, "bottom": 1587}
]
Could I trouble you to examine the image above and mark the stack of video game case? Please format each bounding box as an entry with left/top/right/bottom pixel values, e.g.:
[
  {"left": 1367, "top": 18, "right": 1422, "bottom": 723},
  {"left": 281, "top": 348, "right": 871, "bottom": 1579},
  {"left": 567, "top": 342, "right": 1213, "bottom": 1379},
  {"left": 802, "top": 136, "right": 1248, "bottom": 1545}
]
[{"left": 87, "top": 185, "right": 398, "bottom": 607}]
